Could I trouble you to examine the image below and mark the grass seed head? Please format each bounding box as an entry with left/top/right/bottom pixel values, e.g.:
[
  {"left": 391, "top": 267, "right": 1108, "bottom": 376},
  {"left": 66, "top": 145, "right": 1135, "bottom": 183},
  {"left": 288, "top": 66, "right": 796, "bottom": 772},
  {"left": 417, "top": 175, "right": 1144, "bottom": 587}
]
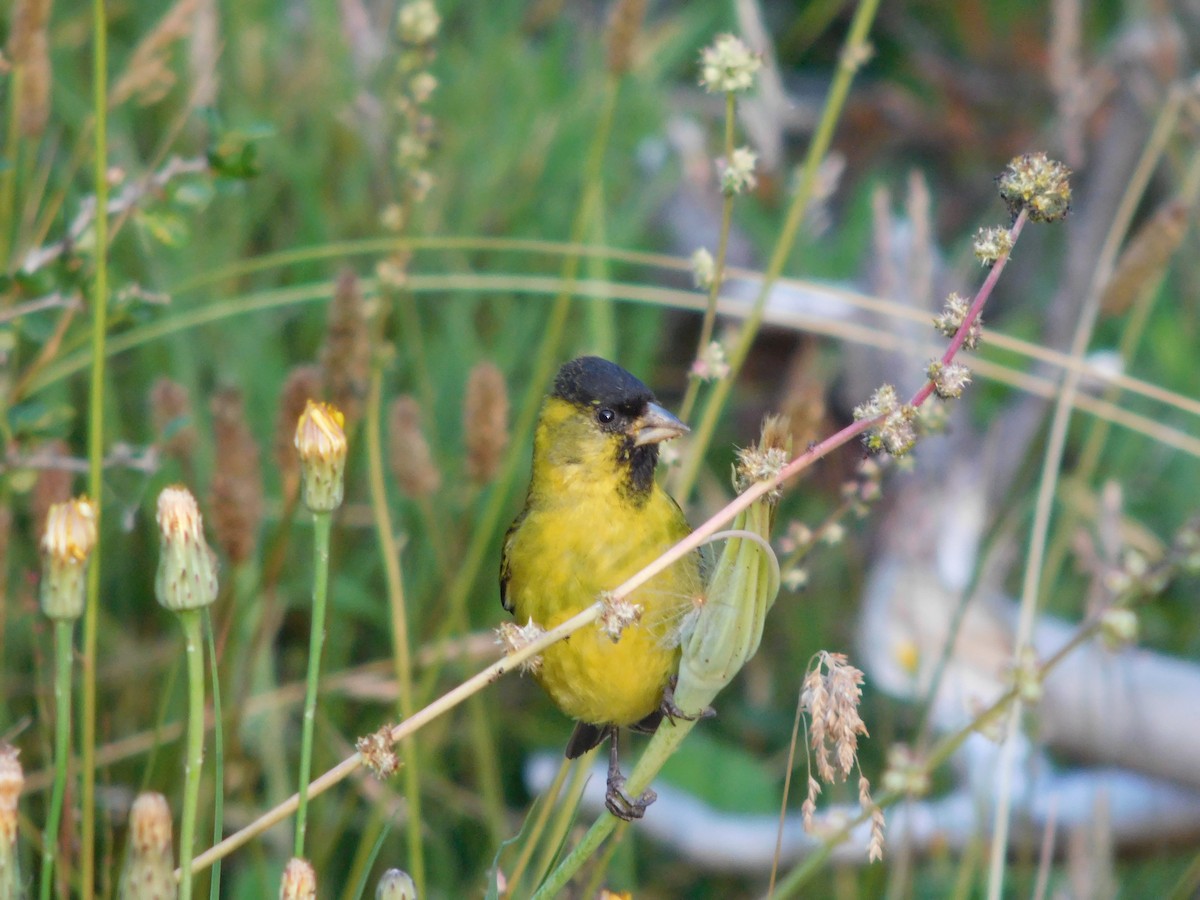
[{"left": 210, "top": 387, "right": 264, "bottom": 564}]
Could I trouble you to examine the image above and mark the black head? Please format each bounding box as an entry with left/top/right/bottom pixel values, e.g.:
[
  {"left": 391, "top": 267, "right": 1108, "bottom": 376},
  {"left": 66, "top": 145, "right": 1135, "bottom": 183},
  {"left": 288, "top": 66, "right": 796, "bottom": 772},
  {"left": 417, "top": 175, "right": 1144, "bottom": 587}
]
[
  {"left": 552, "top": 356, "right": 656, "bottom": 412},
  {"left": 549, "top": 357, "right": 685, "bottom": 499}
]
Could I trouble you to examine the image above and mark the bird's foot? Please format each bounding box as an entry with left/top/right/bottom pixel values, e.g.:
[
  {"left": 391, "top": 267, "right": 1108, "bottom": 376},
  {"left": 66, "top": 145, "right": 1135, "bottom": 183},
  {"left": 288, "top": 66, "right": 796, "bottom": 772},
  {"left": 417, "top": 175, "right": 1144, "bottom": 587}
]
[
  {"left": 604, "top": 726, "right": 656, "bottom": 820},
  {"left": 659, "top": 676, "right": 715, "bottom": 724},
  {"left": 605, "top": 770, "right": 657, "bottom": 821}
]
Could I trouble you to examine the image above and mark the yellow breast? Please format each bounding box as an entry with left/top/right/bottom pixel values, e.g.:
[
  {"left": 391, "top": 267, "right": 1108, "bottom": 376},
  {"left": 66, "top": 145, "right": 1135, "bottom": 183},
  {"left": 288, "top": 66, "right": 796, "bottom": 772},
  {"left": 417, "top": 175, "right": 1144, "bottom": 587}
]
[{"left": 505, "top": 405, "right": 700, "bottom": 726}]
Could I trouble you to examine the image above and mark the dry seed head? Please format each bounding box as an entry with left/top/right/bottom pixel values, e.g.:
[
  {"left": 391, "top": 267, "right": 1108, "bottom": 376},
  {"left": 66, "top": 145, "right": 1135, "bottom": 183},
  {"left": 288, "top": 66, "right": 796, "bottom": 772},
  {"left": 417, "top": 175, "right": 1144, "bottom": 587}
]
[
  {"left": 779, "top": 520, "right": 813, "bottom": 554},
  {"left": 280, "top": 857, "right": 317, "bottom": 900},
  {"left": 690, "top": 340, "right": 729, "bottom": 381},
  {"left": 409, "top": 71, "right": 437, "bottom": 104},
  {"left": 17, "top": 28, "right": 50, "bottom": 137},
  {"left": 734, "top": 414, "right": 792, "bottom": 498},
  {"left": 719, "top": 146, "right": 758, "bottom": 195},
  {"left": 599, "top": 592, "right": 643, "bottom": 641},
  {"left": 1174, "top": 518, "right": 1200, "bottom": 573},
  {"left": 1100, "top": 200, "right": 1188, "bottom": 316},
  {"left": 605, "top": 0, "right": 647, "bottom": 76},
  {"left": 802, "top": 651, "right": 869, "bottom": 783},
  {"left": 320, "top": 270, "right": 372, "bottom": 430},
  {"left": 997, "top": 152, "right": 1072, "bottom": 223},
  {"left": 388, "top": 395, "right": 441, "bottom": 499},
  {"left": 295, "top": 400, "right": 349, "bottom": 512},
  {"left": 783, "top": 567, "right": 808, "bottom": 591},
  {"left": 855, "top": 385, "right": 918, "bottom": 456},
  {"left": 463, "top": 361, "right": 510, "bottom": 483},
  {"left": 357, "top": 725, "right": 401, "bottom": 779},
  {"left": 376, "top": 868, "right": 418, "bottom": 900},
  {"left": 1099, "top": 607, "right": 1138, "bottom": 651},
  {"left": 933, "top": 292, "right": 981, "bottom": 349},
  {"left": 151, "top": 378, "right": 199, "bottom": 465},
  {"left": 926, "top": 360, "right": 972, "bottom": 399},
  {"left": 861, "top": 776, "right": 886, "bottom": 863},
  {"left": 8, "top": 0, "right": 51, "bottom": 62},
  {"left": 275, "top": 366, "right": 324, "bottom": 505},
  {"left": 209, "top": 387, "right": 264, "bottom": 564},
  {"left": 0, "top": 744, "right": 21, "bottom": 845},
  {"left": 397, "top": 0, "right": 440, "bottom": 44},
  {"left": 973, "top": 225, "right": 1014, "bottom": 267},
  {"left": 699, "top": 34, "right": 761, "bottom": 93},
  {"left": 155, "top": 485, "right": 219, "bottom": 612},
  {"left": 496, "top": 618, "right": 546, "bottom": 674},
  {"left": 1012, "top": 646, "right": 1043, "bottom": 703}
]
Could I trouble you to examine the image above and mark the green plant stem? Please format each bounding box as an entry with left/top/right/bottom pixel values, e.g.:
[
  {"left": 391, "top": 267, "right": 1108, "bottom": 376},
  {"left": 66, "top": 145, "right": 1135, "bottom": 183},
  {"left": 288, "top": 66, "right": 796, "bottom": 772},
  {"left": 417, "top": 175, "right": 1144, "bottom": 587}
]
[
  {"left": 364, "top": 364, "right": 425, "bottom": 891},
  {"left": 177, "top": 609, "right": 207, "bottom": 900},
  {"left": 1041, "top": 138, "right": 1200, "bottom": 596},
  {"left": 985, "top": 87, "right": 1184, "bottom": 900},
  {"left": 417, "top": 76, "right": 622, "bottom": 703},
  {"left": 0, "top": 69, "right": 20, "bottom": 270},
  {"left": 80, "top": 0, "right": 111, "bottom": 892},
  {"left": 677, "top": 90, "right": 737, "bottom": 424},
  {"left": 294, "top": 510, "right": 333, "bottom": 857},
  {"left": 503, "top": 758, "right": 570, "bottom": 895},
  {"left": 39, "top": 618, "right": 75, "bottom": 900},
  {"left": 533, "top": 717, "right": 699, "bottom": 898},
  {"left": 672, "top": 0, "right": 881, "bottom": 500},
  {"left": 204, "top": 610, "right": 224, "bottom": 900}
]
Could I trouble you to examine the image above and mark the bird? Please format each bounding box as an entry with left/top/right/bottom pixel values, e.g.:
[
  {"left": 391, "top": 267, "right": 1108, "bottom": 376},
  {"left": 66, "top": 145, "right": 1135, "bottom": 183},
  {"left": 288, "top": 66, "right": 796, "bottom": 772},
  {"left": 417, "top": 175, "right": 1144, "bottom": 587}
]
[{"left": 501, "top": 356, "right": 703, "bottom": 820}]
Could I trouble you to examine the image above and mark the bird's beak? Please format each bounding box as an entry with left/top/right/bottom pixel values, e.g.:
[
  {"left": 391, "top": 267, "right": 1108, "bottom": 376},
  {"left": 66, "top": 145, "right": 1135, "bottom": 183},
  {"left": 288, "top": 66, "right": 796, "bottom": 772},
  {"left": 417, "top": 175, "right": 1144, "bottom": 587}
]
[{"left": 631, "top": 402, "right": 689, "bottom": 446}]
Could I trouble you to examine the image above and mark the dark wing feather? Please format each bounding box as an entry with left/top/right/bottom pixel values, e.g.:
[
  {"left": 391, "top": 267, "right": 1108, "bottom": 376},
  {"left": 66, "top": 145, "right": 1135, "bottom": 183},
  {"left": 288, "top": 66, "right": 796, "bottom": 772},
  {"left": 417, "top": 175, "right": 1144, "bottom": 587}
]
[
  {"left": 565, "top": 721, "right": 608, "bottom": 759},
  {"left": 498, "top": 508, "right": 527, "bottom": 614}
]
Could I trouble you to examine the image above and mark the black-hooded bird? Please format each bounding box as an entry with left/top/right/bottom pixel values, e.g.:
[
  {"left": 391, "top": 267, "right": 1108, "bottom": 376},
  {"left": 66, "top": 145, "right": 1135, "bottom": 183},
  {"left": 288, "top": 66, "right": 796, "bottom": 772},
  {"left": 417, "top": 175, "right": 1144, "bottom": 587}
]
[{"left": 501, "top": 356, "right": 702, "bottom": 819}]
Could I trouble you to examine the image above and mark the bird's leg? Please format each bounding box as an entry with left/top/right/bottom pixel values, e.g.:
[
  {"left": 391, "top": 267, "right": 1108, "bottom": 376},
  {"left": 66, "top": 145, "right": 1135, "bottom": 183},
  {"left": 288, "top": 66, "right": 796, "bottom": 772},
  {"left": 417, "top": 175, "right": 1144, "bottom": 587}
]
[
  {"left": 659, "top": 675, "right": 716, "bottom": 725},
  {"left": 604, "top": 727, "right": 656, "bottom": 821}
]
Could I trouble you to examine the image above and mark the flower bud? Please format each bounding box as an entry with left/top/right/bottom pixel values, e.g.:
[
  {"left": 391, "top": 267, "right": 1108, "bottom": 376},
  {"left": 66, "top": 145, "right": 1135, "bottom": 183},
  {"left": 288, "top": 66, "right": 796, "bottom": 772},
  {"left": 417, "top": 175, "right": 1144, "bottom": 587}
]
[
  {"left": 118, "top": 792, "right": 174, "bottom": 900},
  {"left": 375, "top": 868, "right": 418, "bottom": 900},
  {"left": 40, "top": 497, "right": 98, "bottom": 620},
  {"left": 154, "top": 486, "right": 219, "bottom": 612},
  {"left": 0, "top": 745, "right": 22, "bottom": 896},
  {"left": 295, "top": 400, "right": 348, "bottom": 512},
  {"left": 280, "top": 858, "right": 317, "bottom": 900},
  {"left": 674, "top": 420, "right": 784, "bottom": 712}
]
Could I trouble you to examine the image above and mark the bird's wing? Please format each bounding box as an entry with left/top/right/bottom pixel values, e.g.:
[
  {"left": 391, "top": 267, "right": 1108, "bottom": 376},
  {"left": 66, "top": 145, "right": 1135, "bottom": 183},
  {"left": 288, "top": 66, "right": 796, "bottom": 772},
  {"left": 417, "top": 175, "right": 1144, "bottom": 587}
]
[
  {"left": 565, "top": 721, "right": 608, "bottom": 759},
  {"left": 499, "top": 508, "right": 527, "bottom": 614}
]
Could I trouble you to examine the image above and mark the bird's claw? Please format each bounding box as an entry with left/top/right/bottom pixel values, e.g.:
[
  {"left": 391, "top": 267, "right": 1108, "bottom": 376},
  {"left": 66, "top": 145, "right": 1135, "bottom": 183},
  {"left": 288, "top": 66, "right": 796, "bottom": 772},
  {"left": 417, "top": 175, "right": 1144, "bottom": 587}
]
[
  {"left": 605, "top": 771, "right": 657, "bottom": 821},
  {"left": 659, "top": 676, "right": 715, "bottom": 724}
]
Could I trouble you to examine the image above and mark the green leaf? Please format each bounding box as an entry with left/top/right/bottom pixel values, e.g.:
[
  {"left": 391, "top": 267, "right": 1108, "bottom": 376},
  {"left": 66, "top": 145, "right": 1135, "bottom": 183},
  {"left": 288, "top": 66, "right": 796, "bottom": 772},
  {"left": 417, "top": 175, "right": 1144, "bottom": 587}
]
[{"left": 136, "top": 209, "right": 190, "bottom": 247}]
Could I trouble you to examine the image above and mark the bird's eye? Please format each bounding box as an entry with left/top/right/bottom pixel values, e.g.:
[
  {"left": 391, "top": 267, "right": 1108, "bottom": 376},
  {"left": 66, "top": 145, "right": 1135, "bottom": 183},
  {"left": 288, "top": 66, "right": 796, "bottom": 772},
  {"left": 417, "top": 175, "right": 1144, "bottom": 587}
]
[{"left": 596, "top": 407, "right": 616, "bottom": 425}]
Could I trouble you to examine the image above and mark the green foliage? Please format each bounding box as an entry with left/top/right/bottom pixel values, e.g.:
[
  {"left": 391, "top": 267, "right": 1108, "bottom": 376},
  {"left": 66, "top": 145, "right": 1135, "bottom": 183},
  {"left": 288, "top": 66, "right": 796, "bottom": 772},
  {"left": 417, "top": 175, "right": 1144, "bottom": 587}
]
[{"left": 1, "top": 0, "right": 1198, "bottom": 896}]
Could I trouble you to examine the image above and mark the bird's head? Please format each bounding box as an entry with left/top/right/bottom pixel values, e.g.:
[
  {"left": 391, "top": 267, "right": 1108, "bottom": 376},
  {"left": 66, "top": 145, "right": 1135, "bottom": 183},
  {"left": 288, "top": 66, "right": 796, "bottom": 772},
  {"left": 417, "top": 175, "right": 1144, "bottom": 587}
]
[{"left": 532, "top": 357, "right": 688, "bottom": 500}]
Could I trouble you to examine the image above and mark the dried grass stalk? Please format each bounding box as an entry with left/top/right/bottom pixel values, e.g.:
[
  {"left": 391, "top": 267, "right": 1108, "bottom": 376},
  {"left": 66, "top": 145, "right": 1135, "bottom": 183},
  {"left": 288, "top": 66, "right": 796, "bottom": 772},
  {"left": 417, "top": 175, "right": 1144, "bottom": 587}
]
[
  {"left": 319, "top": 270, "right": 371, "bottom": 430},
  {"left": 389, "top": 395, "right": 440, "bottom": 499},
  {"left": 463, "top": 361, "right": 509, "bottom": 483},
  {"left": 209, "top": 387, "right": 264, "bottom": 564}
]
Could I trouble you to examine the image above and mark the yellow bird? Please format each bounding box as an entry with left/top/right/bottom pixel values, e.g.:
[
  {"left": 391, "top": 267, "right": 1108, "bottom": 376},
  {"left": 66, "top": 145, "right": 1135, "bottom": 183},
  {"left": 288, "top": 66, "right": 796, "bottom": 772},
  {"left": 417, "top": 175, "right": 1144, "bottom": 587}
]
[{"left": 501, "top": 356, "right": 703, "bottom": 819}]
